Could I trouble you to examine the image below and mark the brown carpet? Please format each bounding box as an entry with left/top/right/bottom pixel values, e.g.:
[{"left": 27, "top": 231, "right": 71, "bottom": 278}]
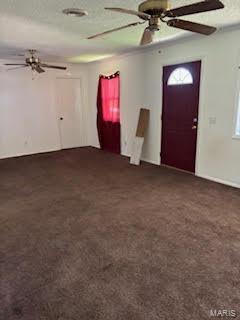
[{"left": 1, "top": 147, "right": 240, "bottom": 320}]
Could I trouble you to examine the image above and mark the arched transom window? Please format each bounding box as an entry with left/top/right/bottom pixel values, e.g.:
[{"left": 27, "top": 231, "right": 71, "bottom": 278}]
[{"left": 167, "top": 67, "right": 193, "bottom": 86}]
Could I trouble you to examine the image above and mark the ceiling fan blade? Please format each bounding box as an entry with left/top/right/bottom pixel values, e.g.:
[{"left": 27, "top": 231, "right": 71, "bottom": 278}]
[
  {"left": 165, "top": 0, "right": 224, "bottom": 18},
  {"left": 167, "top": 19, "right": 216, "bottom": 35},
  {"left": 7, "top": 65, "right": 28, "bottom": 71},
  {"left": 105, "top": 7, "right": 150, "bottom": 20},
  {"left": 34, "top": 65, "right": 45, "bottom": 73},
  {"left": 4, "top": 63, "right": 27, "bottom": 66},
  {"left": 88, "top": 22, "right": 144, "bottom": 39},
  {"left": 41, "top": 64, "right": 67, "bottom": 70},
  {"left": 140, "top": 28, "right": 154, "bottom": 46}
]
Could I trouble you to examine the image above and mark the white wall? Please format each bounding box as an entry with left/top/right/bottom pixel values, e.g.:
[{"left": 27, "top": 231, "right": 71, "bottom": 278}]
[
  {"left": 87, "top": 28, "right": 240, "bottom": 188},
  {"left": 1, "top": 28, "right": 239, "bottom": 188},
  {"left": 0, "top": 63, "right": 89, "bottom": 159}
]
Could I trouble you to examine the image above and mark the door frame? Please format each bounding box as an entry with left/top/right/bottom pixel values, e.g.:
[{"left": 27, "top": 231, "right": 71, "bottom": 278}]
[
  {"left": 160, "top": 55, "right": 206, "bottom": 176},
  {"left": 55, "top": 77, "right": 84, "bottom": 149}
]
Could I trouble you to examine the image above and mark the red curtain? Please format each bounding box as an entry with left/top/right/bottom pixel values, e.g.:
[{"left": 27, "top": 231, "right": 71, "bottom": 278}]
[{"left": 97, "top": 72, "right": 121, "bottom": 154}]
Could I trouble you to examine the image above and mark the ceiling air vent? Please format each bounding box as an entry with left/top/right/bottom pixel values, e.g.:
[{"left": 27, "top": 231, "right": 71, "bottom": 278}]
[{"left": 62, "top": 8, "right": 88, "bottom": 17}]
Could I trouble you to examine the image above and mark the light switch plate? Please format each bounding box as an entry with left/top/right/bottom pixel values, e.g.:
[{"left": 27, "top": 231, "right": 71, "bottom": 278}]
[{"left": 209, "top": 117, "right": 217, "bottom": 125}]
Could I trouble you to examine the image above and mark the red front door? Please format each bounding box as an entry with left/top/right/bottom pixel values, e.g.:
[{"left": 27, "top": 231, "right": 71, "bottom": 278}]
[{"left": 161, "top": 61, "right": 201, "bottom": 173}]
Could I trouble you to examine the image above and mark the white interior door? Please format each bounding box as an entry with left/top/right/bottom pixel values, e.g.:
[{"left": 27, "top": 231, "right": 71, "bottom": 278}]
[{"left": 56, "top": 78, "right": 82, "bottom": 149}]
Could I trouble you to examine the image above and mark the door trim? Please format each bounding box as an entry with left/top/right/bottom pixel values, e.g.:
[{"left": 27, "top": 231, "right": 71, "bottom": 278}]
[{"left": 160, "top": 55, "right": 206, "bottom": 176}]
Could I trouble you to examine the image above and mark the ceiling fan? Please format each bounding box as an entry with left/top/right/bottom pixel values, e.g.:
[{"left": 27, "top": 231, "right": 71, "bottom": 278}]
[
  {"left": 4, "top": 50, "right": 67, "bottom": 73},
  {"left": 88, "top": 0, "right": 224, "bottom": 46}
]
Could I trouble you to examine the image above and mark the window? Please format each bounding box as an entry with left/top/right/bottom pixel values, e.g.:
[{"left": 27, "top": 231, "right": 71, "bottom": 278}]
[
  {"left": 96, "top": 71, "right": 121, "bottom": 154},
  {"left": 235, "top": 92, "right": 240, "bottom": 136},
  {"left": 168, "top": 67, "right": 193, "bottom": 86},
  {"left": 100, "top": 73, "right": 120, "bottom": 123}
]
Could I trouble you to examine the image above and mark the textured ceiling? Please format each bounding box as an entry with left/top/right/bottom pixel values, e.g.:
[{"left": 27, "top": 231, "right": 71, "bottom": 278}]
[{"left": 0, "top": 0, "right": 239, "bottom": 63}]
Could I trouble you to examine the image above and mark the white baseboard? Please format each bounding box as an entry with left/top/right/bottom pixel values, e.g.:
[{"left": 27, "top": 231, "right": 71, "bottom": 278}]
[
  {"left": 141, "top": 157, "right": 160, "bottom": 166},
  {"left": 197, "top": 174, "right": 240, "bottom": 189},
  {"left": 0, "top": 147, "right": 60, "bottom": 160},
  {"left": 121, "top": 151, "right": 159, "bottom": 166},
  {"left": 0, "top": 145, "right": 90, "bottom": 160},
  {"left": 123, "top": 151, "right": 239, "bottom": 188}
]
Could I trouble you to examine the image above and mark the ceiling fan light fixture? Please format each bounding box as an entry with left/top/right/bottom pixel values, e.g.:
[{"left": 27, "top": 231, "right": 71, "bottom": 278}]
[
  {"left": 140, "top": 28, "right": 155, "bottom": 46},
  {"left": 62, "top": 8, "right": 88, "bottom": 17}
]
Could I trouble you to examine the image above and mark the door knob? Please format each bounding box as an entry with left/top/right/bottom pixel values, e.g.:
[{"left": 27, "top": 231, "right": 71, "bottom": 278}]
[{"left": 192, "top": 125, "right": 197, "bottom": 130}]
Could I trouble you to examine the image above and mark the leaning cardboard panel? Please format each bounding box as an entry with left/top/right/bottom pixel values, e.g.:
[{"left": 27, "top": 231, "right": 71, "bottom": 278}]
[
  {"left": 130, "top": 108, "right": 150, "bottom": 165},
  {"left": 136, "top": 108, "right": 150, "bottom": 138}
]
